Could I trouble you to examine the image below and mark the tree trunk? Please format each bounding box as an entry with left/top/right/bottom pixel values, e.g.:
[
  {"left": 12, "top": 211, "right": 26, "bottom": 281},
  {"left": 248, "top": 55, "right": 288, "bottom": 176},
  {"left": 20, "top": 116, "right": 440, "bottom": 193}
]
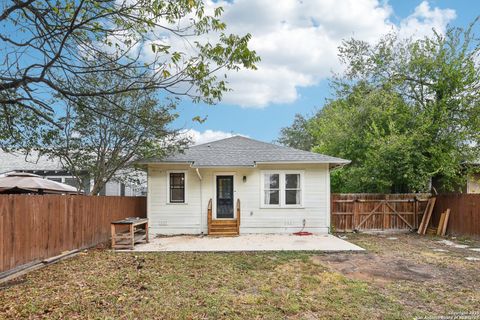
[{"left": 90, "top": 181, "right": 106, "bottom": 196}]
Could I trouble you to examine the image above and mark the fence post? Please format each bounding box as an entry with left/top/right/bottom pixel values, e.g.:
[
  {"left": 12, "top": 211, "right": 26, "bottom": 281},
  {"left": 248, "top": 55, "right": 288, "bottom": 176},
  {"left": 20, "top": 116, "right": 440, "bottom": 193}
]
[
  {"left": 353, "top": 198, "right": 358, "bottom": 231},
  {"left": 414, "top": 197, "right": 418, "bottom": 229}
]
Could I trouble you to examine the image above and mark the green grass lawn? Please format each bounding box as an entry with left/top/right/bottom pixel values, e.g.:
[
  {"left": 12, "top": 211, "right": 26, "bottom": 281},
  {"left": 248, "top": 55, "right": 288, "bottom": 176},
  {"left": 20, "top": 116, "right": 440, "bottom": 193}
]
[{"left": 1, "top": 234, "right": 479, "bottom": 319}]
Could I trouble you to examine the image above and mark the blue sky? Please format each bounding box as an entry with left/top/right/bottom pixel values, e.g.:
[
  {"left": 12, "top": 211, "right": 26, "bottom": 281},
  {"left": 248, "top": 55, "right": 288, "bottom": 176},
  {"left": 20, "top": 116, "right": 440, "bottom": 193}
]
[{"left": 173, "top": 0, "right": 479, "bottom": 144}]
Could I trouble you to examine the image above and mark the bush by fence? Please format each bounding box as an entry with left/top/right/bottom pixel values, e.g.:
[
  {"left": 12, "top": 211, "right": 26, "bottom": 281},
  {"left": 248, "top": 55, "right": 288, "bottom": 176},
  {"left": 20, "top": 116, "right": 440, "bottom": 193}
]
[{"left": 0, "top": 195, "right": 146, "bottom": 273}]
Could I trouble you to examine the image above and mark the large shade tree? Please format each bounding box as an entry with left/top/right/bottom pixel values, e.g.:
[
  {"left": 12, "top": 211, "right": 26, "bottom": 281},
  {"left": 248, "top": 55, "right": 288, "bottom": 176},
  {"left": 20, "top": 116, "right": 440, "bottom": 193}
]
[
  {"left": 0, "top": 0, "right": 259, "bottom": 193},
  {"left": 278, "top": 20, "right": 480, "bottom": 193},
  {"left": 0, "top": 0, "right": 259, "bottom": 149}
]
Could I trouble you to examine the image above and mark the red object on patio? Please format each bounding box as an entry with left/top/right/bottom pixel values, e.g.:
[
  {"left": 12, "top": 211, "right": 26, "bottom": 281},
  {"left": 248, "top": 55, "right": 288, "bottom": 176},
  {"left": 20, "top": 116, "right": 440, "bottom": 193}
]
[{"left": 293, "top": 231, "right": 313, "bottom": 236}]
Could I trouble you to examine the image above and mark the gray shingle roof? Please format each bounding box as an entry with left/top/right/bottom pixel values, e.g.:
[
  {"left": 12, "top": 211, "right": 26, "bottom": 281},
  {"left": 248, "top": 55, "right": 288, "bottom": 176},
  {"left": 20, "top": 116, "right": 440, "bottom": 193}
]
[
  {"left": 142, "top": 136, "right": 350, "bottom": 167},
  {"left": 0, "top": 150, "right": 64, "bottom": 174}
]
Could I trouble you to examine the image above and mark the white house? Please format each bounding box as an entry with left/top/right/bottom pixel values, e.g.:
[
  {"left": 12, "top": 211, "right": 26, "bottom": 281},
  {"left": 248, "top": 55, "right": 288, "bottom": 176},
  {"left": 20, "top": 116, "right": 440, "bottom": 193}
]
[{"left": 140, "top": 136, "right": 349, "bottom": 236}]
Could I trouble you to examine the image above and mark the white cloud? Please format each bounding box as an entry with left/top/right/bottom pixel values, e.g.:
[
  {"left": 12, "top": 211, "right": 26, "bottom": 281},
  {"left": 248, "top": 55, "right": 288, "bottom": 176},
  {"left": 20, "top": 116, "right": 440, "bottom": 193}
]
[
  {"left": 140, "top": 0, "right": 456, "bottom": 108},
  {"left": 398, "top": 1, "right": 456, "bottom": 39},
  {"left": 205, "top": 0, "right": 456, "bottom": 107},
  {"left": 183, "top": 129, "right": 245, "bottom": 145}
]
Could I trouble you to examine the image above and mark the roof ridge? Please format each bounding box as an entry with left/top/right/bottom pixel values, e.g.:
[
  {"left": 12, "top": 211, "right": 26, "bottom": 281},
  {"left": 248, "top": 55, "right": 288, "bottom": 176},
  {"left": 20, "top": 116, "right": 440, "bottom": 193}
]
[
  {"left": 191, "top": 135, "right": 243, "bottom": 148},
  {"left": 193, "top": 135, "right": 282, "bottom": 148}
]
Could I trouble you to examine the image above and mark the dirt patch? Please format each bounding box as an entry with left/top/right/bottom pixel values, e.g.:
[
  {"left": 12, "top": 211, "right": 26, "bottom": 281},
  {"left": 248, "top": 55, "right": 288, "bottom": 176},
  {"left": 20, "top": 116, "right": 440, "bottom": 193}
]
[{"left": 311, "top": 253, "right": 438, "bottom": 284}]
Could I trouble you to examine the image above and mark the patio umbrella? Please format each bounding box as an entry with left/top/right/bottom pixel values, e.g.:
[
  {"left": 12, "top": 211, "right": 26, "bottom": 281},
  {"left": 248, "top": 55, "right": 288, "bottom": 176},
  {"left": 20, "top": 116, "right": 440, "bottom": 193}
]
[{"left": 0, "top": 172, "right": 79, "bottom": 194}]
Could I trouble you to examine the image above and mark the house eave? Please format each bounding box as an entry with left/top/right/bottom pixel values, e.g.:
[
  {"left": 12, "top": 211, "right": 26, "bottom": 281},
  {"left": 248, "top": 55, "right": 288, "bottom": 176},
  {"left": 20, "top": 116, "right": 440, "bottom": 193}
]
[
  {"left": 255, "top": 160, "right": 350, "bottom": 165},
  {"left": 141, "top": 160, "right": 351, "bottom": 169},
  {"left": 190, "top": 164, "right": 256, "bottom": 168},
  {"left": 256, "top": 160, "right": 351, "bottom": 169},
  {"left": 138, "top": 161, "right": 193, "bottom": 166}
]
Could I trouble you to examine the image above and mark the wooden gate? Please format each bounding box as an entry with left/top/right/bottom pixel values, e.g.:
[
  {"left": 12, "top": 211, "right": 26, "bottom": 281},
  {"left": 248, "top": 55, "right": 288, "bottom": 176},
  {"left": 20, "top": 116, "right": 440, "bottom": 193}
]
[{"left": 331, "top": 194, "right": 430, "bottom": 232}]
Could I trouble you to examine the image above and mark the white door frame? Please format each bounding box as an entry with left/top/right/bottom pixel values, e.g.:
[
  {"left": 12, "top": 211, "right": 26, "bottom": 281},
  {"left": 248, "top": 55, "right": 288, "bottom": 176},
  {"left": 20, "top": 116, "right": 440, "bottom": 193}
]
[{"left": 213, "top": 172, "right": 236, "bottom": 219}]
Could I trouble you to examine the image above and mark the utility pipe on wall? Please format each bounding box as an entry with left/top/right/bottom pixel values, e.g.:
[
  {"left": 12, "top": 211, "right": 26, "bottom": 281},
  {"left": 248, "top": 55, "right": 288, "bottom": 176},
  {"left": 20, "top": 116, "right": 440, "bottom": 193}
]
[{"left": 195, "top": 168, "right": 204, "bottom": 234}]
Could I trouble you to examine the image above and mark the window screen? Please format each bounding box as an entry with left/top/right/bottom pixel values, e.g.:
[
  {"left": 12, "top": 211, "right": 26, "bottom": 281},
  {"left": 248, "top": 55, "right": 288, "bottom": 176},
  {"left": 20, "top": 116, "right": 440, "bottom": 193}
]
[
  {"left": 170, "top": 173, "right": 185, "bottom": 203},
  {"left": 264, "top": 173, "right": 280, "bottom": 205}
]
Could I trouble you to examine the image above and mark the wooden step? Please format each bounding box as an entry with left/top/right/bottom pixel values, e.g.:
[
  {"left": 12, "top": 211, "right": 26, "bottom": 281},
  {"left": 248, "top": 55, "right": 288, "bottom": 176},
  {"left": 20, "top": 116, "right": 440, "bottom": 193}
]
[
  {"left": 208, "top": 217, "right": 239, "bottom": 236},
  {"left": 211, "top": 220, "right": 237, "bottom": 225},
  {"left": 208, "top": 231, "right": 239, "bottom": 236},
  {"left": 209, "top": 227, "right": 237, "bottom": 231},
  {"left": 210, "top": 224, "right": 237, "bottom": 228},
  {"left": 210, "top": 231, "right": 237, "bottom": 235},
  {"left": 210, "top": 226, "right": 237, "bottom": 230},
  {"left": 210, "top": 229, "right": 237, "bottom": 234}
]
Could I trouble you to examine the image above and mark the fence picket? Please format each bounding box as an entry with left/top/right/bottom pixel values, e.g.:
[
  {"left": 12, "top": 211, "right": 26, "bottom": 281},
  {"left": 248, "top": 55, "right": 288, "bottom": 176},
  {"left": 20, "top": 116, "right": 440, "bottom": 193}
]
[
  {"left": 331, "top": 193, "right": 429, "bottom": 232},
  {"left": 0, "top": 195, "right": 146, "bottom": 273}
]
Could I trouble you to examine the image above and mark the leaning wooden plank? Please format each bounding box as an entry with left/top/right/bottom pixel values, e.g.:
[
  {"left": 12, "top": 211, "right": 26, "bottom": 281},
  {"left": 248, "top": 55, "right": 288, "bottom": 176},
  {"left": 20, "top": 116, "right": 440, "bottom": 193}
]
[
  {"left": 1, "top": 250, "right": 80, "bottom": 284},
  {"left": 417, "top": 199, "right": 429, "bottom": 234},
  {"left": 441, "top": 208, "right": 451, "bottom": 236},
  {"left": 422, "top": 197, "right": 437, "bottom": 235},
  {"left": 418, "top": 197, "right": 436, "bottom": 235},
  {"left": 42, "top": 249, "right": 80, "bottom": 264},
  {"left": 436, "top": 212, "right": 446, "bottom": 236}
]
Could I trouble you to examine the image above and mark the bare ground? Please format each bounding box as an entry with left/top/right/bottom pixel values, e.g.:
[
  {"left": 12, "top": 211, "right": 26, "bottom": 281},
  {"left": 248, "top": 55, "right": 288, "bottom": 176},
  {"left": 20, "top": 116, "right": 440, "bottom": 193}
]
[{"left": 0, "top": 233, "right": 479, "bottom": 319}]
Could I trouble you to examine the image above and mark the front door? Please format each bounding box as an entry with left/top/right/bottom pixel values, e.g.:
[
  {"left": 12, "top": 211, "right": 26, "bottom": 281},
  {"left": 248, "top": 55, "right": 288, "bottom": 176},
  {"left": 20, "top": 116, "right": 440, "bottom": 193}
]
[{"left": 216, "top": 175, "right": 234, "bottom": 218}]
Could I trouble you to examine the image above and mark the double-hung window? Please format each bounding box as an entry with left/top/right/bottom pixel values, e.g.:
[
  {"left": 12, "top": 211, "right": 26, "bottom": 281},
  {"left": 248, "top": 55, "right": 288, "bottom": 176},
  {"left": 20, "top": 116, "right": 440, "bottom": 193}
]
[
  {"left": 261, "top": 171, "right": 303, "bottom": 207},
  {"left": 264, "top": 173, "right": 280, "bottom": 205},
  {"left": 169, "top": 172, "right": 185, "bottom": 203},
  {"left": 285, "top": 174, "right": 301, "bottom": 205}
]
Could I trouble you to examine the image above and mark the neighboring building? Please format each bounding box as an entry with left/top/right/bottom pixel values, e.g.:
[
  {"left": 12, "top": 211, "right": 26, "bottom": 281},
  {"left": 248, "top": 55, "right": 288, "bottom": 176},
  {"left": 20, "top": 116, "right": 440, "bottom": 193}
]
[
  {"left": 467, "top": 172, "right": 480, "bottom": 194},
  {"left": 0, "top": 150, "right": 145, "bottom": 196},
  {"left": 139, "top": 136, "right": 350, "bottom": 236},
  {"left": 432, "top": 161, "right": 480, "bottom": 194}
]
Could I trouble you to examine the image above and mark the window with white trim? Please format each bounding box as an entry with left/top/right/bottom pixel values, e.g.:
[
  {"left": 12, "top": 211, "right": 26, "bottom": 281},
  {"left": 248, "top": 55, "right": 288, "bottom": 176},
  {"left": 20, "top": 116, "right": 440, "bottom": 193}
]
[
  {"left": 261, "top": 171, "right": 303, "bottom": 207},
  {"left": 264, "top": 173, "right": 280, "bottom": 205},
  {"left": 285, "top": 174, "right": 301, "bottom": 205},
  {"left": 169, "top": 172, "right": 185, "bottom": 203}
]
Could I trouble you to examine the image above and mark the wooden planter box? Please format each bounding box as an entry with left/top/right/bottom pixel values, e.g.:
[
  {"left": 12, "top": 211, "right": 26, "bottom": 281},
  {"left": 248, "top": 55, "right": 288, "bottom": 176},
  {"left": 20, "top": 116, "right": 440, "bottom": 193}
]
[{"left": 111, "top": 218, "right": 149, "bottom": 250}]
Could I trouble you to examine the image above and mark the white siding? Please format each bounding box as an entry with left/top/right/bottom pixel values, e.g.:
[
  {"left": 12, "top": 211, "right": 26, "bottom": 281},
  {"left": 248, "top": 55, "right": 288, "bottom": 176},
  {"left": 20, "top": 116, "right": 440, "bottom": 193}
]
[
  {"left": 147, "top": 164, "right": 331, "bottom": 235},
  {"left": 103, "top": 181, "right": 142, "bottom": 196},
  {"left": 148, "top": 165, "right": 202, "bottom": 234}
]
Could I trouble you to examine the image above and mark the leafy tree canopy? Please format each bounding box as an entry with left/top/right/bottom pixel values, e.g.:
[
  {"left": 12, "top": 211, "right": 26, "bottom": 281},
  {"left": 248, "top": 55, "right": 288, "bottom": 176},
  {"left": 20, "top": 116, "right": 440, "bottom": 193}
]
[
  {"left": 278, "top": 20, "right": 480, "bottom": 193},
  {"left": 49, "top": 65, "right": 187, "bottom": 195},
  {"left": 276, "top": 114, "right": 315, "bottom": 151},
  {"left": 0, "top": 0, "right": 260, "bottom": 149}
]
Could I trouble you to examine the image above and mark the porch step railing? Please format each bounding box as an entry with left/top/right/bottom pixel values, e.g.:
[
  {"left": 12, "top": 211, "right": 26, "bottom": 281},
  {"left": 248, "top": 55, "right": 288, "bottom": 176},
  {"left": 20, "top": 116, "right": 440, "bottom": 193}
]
[{"left": 207, "top": 198, "right": 241, "bottom": 236}]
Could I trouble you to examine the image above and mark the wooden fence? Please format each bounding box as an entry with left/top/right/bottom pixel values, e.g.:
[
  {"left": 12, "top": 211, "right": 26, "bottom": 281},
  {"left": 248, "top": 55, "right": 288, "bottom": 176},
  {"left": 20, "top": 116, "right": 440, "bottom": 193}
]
[
  {"left": 433, "top": 194, "right": 480, "bottom": 238},
  {"left": 0, "top": 195, "right": 146, "bottom": 274},
  {"left": 331, "top": 193, "right": 430, "bottom": 232}
]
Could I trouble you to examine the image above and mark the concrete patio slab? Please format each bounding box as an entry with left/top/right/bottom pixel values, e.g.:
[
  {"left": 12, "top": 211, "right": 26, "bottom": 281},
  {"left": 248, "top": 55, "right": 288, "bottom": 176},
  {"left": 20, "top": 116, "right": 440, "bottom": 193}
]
[{"left": 131, "top": 234, "right": 365, "bottom": 252}]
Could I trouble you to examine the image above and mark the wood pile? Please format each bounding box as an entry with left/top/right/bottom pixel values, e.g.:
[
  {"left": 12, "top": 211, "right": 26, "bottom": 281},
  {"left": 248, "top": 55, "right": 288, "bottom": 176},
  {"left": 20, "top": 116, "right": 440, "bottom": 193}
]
[
  {"left": 417, "top": 197, "right": 450, "bottom": 236},
  {"left": 418, "top": 197, "right": 436, "bottom": 235},
  {"left": 436, "top": 209, "right": 450, "bottom": 236}
]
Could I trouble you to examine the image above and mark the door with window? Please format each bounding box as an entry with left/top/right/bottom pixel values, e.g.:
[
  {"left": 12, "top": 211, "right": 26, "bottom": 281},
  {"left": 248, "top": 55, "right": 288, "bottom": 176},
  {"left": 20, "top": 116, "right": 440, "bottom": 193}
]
[{"left": 216, "top": 175, "right": 234, "bottom": 218}]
